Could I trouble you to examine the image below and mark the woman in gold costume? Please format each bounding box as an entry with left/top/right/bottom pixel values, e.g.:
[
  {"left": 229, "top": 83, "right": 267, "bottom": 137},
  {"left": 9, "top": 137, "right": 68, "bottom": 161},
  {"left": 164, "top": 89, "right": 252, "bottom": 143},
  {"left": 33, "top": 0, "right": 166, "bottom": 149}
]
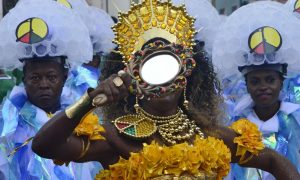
[{"left": 32, "top": 0, "right": 300, "bottom": 179}]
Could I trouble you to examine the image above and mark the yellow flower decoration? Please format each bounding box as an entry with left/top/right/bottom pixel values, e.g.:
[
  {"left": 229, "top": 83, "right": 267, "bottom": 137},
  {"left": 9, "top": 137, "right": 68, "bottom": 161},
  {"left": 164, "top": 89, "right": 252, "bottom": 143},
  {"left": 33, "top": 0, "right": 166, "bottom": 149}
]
[
  {"left": 74, "top": 110, "right": 105, "bottom": 140},
  {"left": 142, "top": 143, "right": 164, "bottom": 177},
  {"left": 230, "top": 118, "right": 265, "bottom": 164},
  {"left": 95, "top": 136, "right": 231, "bottom": 180}
]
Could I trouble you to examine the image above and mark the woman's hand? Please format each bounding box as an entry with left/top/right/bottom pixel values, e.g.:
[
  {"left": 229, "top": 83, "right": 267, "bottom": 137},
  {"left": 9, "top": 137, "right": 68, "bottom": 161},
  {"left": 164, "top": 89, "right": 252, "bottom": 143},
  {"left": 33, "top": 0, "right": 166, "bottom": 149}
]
[{"left": 89, "top": 72, "right": 131, "bottom": 106}]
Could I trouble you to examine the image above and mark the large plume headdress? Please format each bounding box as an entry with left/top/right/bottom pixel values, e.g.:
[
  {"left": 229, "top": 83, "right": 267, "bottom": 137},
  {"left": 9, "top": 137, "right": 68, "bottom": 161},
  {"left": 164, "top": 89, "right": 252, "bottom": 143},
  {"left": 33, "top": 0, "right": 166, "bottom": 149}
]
[
  {"left": 59, "top": 0, "right": 116, "bottom": 55},
  {"left": 212, "top": 1, "right": 300, "bottom": 78},
  {"left": 285, "top": 0, "right": 300, "bottom": 19},
  {"left": 0, "top": 0, "right": 92, "bottom": 69}
]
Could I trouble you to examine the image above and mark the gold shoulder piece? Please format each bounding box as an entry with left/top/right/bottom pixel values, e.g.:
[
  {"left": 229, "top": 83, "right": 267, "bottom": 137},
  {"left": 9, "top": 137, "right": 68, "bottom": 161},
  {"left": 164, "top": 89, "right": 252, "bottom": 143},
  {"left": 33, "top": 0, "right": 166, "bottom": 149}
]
[{"left": 113, "top": 0, "right": 196, "bottom": 61}]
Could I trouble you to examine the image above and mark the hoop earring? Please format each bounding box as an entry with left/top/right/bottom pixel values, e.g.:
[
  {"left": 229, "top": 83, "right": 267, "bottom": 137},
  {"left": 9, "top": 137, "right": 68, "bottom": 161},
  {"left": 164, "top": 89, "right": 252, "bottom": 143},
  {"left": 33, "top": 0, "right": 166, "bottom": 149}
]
[{"left": 183, "top": 86, "right": 189, "bottom": 110}]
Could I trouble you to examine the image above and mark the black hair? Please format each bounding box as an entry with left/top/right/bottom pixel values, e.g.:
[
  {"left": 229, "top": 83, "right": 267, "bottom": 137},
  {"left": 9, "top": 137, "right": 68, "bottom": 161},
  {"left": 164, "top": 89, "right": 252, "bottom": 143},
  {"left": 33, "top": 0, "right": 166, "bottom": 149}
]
[
  {"left": 141, "top": 38, "right": 171, "bottom": 50},
  {"left": 100, "top": 39, "right": 222, "bottom": 129}
]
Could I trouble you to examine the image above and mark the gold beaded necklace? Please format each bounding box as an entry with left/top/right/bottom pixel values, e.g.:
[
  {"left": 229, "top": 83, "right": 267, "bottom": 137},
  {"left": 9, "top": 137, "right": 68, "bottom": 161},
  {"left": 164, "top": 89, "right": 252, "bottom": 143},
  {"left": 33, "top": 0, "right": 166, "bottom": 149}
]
[{"left": 113, "top": 104, "right": 204, "bottom": 145}]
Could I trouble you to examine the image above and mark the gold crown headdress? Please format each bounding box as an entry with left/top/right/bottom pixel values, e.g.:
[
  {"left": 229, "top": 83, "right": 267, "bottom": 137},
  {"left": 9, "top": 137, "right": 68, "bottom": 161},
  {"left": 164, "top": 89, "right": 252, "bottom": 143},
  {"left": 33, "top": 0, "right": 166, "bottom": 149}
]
[{"left": 113, "top": 0, "right": 196, "bottom": 62}]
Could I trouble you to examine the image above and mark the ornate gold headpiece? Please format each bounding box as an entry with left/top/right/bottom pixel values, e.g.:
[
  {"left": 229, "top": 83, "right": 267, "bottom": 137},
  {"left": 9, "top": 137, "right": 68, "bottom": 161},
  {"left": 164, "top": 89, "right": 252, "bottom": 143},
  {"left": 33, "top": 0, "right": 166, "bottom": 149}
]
[{"left": 113, "top": 0, "right": 196, "bottom": 62}]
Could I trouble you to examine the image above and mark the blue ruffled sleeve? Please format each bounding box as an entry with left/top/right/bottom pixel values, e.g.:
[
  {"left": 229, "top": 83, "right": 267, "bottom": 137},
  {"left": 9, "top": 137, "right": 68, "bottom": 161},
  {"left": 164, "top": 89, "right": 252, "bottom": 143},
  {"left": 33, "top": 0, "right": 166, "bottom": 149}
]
[
  {"left": 67, "top": 65, "right": 100, "bottom": 96},
  {"left": 285, "top": 110, "right": 300, "bottom": 172}
]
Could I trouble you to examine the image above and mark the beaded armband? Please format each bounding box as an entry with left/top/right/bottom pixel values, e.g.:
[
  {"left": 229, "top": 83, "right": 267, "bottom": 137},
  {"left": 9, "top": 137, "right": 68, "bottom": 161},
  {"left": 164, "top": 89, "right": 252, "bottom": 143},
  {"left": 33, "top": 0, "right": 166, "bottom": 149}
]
[{"left": 229, "top": 119, "right": 265, "bottom": 164}]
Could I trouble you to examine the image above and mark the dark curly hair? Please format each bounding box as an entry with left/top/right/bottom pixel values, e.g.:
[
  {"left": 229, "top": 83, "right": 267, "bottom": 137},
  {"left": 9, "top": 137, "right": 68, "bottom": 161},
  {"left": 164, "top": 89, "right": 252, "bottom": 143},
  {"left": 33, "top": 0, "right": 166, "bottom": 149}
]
[{"left": 100, "top": 40, "right": 223, "bottom": 130}]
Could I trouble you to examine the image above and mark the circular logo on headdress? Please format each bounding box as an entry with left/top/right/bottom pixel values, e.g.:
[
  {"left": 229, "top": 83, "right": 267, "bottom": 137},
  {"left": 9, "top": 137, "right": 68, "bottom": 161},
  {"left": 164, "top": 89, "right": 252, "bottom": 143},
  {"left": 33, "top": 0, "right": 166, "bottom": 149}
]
[
  {"left": 294, "top": 0, "right": 300, "bottom": 13},
  {"left": 56, "top": 0, "right": 72, "bottom": 9},
  {"left": 248, "top": 26, "right": 282, "bottom": 55},
  {"left": 16, "top": 17, "right": 49, "bottom": 44}
]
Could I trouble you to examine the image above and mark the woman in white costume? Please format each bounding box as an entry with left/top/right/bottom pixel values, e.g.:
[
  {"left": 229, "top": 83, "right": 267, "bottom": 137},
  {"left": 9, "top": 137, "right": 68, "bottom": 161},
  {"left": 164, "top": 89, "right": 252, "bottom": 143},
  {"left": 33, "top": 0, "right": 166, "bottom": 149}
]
[{"left": 213, "top": 1, "right": 300, "bottom": 180}]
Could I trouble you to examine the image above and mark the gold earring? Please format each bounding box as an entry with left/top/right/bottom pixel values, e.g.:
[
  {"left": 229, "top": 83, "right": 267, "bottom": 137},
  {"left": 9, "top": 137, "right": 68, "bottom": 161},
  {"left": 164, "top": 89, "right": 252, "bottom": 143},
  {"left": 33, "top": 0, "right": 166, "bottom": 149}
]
[
  {"left": 183, "top": 86, "right": 189, "bottom": 110},
  {"left": 134, "top": 96, "right": 140, "bottom": 112}
]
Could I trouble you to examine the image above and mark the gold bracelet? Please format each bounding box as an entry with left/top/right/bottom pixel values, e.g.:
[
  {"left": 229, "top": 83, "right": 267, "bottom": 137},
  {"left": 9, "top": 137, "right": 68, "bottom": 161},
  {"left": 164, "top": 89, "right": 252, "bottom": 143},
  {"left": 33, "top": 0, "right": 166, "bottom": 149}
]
[
  {"left": 65, "top": 91, "right": 91, "bottom": 119},
  {"left": 238, "top": 153, "right": 254, "bottom": 165},
  {"left": 77, "top": 137, "right": 91, "bottom": 160}
]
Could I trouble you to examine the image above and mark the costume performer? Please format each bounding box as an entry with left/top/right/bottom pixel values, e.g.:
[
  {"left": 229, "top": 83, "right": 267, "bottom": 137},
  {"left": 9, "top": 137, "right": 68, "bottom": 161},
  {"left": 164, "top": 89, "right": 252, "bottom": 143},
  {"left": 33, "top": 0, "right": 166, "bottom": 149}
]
[
  {"left": 0, "top": 0, "right": 101, "bottom": 179},
  {"left": 213, "top": 1, "right": 300, "bottom": 179},
  {"left": 32, "top": 0, "right": 300, "bottom": 179}
]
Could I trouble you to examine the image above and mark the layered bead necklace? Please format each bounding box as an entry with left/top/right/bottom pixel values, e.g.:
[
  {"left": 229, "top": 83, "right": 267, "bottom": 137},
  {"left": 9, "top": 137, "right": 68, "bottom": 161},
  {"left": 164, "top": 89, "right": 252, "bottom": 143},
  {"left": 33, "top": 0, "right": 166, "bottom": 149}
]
[{"left": 113, "top": 103, "right": 204, "bottom": 145}]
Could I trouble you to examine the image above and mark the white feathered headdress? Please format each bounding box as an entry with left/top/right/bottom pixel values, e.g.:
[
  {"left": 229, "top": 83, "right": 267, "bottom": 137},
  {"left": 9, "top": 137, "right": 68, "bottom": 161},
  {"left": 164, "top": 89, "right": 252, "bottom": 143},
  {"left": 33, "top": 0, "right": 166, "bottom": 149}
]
[
  {"left": 0, "top": 0, "right": 93, "bottom": 69},
  {"left": 213, "top": 1, "right": 300, "bottom": 78},
  {"left": 66, "top": 0, "right": 116, "bottom": 55}
]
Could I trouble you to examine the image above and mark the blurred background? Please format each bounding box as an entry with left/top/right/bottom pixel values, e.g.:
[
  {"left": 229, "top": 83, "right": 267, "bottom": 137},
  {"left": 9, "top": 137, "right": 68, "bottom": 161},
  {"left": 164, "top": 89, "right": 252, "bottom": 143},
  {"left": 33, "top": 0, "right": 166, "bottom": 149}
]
[
  {"left": 212, "top": 0, "right": 287, "bottom": 15},
  {"left": 0, "top": 0, "right": 288, "bottom": 20}
]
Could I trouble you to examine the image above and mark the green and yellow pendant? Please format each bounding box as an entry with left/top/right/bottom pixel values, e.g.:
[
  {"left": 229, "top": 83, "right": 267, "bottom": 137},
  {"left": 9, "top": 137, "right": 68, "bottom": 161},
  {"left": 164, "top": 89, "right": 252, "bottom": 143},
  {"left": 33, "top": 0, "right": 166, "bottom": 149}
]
[{"left": 113, "top": 115, "right": 157, "bottom": 139}]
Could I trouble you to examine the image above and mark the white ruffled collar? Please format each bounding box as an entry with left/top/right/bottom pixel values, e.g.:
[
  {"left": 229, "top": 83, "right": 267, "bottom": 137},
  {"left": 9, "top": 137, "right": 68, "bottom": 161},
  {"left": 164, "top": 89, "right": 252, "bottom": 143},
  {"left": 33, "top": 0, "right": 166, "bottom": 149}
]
[
  {"left": 247, "top": 110, "right": 279, "bottom": 134},
  {"left": 234, "top": 94, "right": 300, "bottom": 134}
]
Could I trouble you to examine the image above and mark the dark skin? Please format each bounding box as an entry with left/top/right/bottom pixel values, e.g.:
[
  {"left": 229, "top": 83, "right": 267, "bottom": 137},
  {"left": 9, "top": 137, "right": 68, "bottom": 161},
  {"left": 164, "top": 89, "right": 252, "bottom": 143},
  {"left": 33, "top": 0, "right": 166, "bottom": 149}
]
[
  {"left": 246, "top": 69, "right": 282, "bottom": 121},
  {"left": 32, "top": 73, "right": 300, "bottom": 179},
  {"left": 84, "top": 55, "right": 101, "bottom": 69},
  {"left": 23, "top": 58, "right": 68, "bottom": 113}
]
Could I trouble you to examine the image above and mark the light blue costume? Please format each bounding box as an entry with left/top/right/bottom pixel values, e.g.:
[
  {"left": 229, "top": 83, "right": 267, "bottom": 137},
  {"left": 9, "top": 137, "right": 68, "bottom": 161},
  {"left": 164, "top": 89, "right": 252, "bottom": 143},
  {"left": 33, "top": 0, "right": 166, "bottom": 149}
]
[
  {"left": 212, "top": 2, "right": 300, "bottom": 180},
  {"left": 0, "top": 85, "right": 101, "bottom": 180},
  {"left": 67, "top": 65, "right": 100, "bottom": 97},
  {"left": 230, "top": 96, "right": 300, "bottom": 180},
  {"left": 0, "top": 0, "right": 109, "bottom": 179},
  {"left": 0, "top": 50, "right": 101, "bottom": 180},
  {"left": 284, "top": 74, "right": 300, "bottom": 104},
  {"left": 222, "top": 78, "right": 300, "bottom": 180}
]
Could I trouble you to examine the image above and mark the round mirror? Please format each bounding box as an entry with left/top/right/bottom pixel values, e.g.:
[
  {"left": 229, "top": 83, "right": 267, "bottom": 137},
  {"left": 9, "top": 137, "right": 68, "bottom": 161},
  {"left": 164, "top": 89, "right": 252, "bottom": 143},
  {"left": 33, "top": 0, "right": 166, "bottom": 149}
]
[{"left": 140, "top": 54, "right": 180, "bottom": 85}]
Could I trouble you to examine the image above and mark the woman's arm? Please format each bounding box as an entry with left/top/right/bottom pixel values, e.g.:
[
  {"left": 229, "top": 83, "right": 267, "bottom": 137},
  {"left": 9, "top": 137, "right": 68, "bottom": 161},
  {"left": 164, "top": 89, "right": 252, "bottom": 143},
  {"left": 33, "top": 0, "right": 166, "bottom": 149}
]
[
  {"left": 240, "top": 147, "right": 299, "bottom": 180},
  {"left": 207, "top": 126, "right": 300, "bottom": 180},
  {"left": 32, "top": 74, "right": 130, "bottom": 164}
]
